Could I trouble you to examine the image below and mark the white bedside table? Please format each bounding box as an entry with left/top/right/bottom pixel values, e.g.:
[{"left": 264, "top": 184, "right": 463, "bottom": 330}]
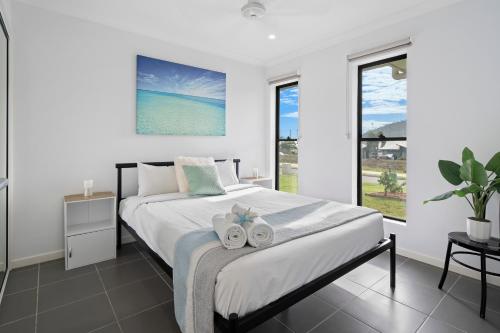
[
  {"left": 240, "top": 177, "right": 273, "bottom": 189},
  {"left": 64, "top": 192, "right": 116, "bottom": 270}
]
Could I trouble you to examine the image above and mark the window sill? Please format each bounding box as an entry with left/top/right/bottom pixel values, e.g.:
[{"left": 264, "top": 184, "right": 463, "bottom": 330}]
[{"left": 383, "top": 217, "right": 406, "bottom": 226}]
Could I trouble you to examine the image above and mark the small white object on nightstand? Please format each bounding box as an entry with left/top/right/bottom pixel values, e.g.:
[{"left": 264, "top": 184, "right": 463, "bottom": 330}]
[
  {"left": 240, "top": 177, "right": 273, "bottom": 189},
  {"left": 83, "top": 179, "right": 94, "bottom": 197},
  {"left": 64, "top": 192, "right": 116, "bottom": 270}
]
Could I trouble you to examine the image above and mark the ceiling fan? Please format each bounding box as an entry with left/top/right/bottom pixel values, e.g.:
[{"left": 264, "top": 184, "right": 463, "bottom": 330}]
[{"left": 241, "top": 0, "right": 267, "bottom": 19}]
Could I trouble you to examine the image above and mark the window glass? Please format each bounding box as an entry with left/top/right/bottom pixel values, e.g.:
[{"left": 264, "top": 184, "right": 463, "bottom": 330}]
[
  {"left": 279, "top": 86, "right": 299, "bottom": 139},
  {"left": 276, "top": 83, "right": 299, "bottom": 194},
  {"left": 359, "top": 55, "right": 407, "bottom": 221},
  {"left": 361, "top": 58, "right": 406, "bottom": 139}
]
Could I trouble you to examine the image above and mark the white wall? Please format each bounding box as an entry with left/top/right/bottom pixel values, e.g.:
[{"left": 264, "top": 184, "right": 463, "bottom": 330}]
[
  {"left": 267, "top": 0, "right": 500, "bottom": 277},
  {"left": 11, "top": 2, "right": 266, "bottom": 262}
]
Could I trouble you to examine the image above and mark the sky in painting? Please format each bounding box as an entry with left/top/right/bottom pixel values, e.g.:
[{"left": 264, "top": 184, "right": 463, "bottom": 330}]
[
  {"left": 137, "top": 55, "right": 226, "bottom": 100},
  {"left": 279, "top": 86, "right": 299, "bottom": 139},
  {"left": 361, "top": 64, "right": 407, "bottom": 134}
]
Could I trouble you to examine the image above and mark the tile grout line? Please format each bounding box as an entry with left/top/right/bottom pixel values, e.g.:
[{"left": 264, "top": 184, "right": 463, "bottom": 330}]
[
  {"left": 0, "top": 314, "right": 36, "bottom": 328},
  {"left": 334, "top": 310, "right": 383, "bottom": 333},
  {"left": 271, "top": 317, "right": 295, "bottom": 333},
  {"left": 303, "top": 295, "right": 343, "bottom": 333},
  {"left": 304, "top": 307, "right": 341, "bottom": 333},
  {"left": 133, "top": 243, "right": 172, "bottom": 290},
  {"left": 97, "top": 256, "right": 144, "bottom": 272},
  {"left": 36, "top": 291, "right": 106, "bottom": 316},
  {"left": 366, "top": 283, "right": 437, "bottom": 318},
  {"left": 86, "top": 321, "right": 118, "bottom": 333},
  {"left": 363, "top": 257, "right": 469, "bottom": 319},
  {"left": 273, "top": 315, "right": 297, "bottom": 333},
  {"left": 34, "top": 263, "right": 40, "bottom": 333},
  {"left": 327, "top": 286, "right": 382, "bottom": 333},
  {"left": 329, "top": 257, "right": 419, "bottom": 333},
  {"left": 308, "top": 292, "right": 375, "bottom": 333},
  {"left": 3, "top": 286, "right": 37, "bottom": 297},
  {"left": 106, "top": 273, "right": 163, "bottom": 292},
  {"left": 119, "top": 299, "right": 172, "bottom": 322},
  {"left": 414, "top": 276, "right": 463, "bottom": 333},
  {"left": 297, "top": 256, "right": 411, "bottom": 333},
  {"left": 447, "top": 289, "right": 500, "bottom": 316},
  {"left": 344, "top": 255, "right": 410, "bottom": 289},
  {"left": 94, "top": 265, "right": 125, "bottom": 333},
  {"left": 38, "top": 270, "right": 96, "bottom": 288}
]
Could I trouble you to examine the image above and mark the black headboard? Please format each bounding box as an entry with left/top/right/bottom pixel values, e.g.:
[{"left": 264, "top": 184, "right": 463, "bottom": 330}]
[{"left": 115, "top": 158, "right": 240, "bottom": 204}]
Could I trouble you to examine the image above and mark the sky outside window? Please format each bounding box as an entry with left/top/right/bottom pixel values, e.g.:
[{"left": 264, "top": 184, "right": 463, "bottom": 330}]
[
  {"left": 362, "top": 61, "right": 407, "bottom": 136},
  {"left": 279, "top": 86, "right": 299, "bottom": 139}
]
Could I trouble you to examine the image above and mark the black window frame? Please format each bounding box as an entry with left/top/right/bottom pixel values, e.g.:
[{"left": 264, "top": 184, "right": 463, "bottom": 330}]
[
  {"left": 275, "top": 81, "right": 299, "bottom": 191},
  {"left": 357, "top": 54, "right": 407, "bottom": 222}
]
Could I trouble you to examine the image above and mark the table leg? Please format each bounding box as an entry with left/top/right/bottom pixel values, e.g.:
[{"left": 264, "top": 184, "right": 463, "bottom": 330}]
[
  {"left": 480, "top": 252, "right": 487, "bottom": 319},
  {"left": 390, "top": 233, "right": 396, "bottom": 289},
  {"left": 438, "top": 241, "right": 452, "bottom": 289}
]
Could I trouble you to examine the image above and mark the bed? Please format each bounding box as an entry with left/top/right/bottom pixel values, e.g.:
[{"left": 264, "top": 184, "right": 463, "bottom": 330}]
[{"left": 116, "top": 159, "right": 396, "bottom": 333}]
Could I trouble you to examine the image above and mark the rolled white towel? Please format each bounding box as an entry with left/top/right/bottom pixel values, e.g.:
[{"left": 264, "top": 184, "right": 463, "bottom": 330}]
[
  {"left": 242, "top": 217, "right": 274, "bottom": 248},
  {"left": 212, "top": 214, "right": 247, "bottom": 250},
  {"left": 225, "top": 213, "right": 239, "bottom": 224},
  {"left": 231, "top": 203, "right": 258, "bottom": 222}
]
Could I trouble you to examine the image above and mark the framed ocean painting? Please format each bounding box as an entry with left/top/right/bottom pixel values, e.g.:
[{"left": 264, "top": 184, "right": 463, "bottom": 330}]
[{"left": 136, "top": 55, "right": 226, "bottom": 136}]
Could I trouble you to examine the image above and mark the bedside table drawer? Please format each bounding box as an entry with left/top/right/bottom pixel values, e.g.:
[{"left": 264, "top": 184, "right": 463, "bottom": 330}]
[{"left": 66, "top": 229, "right": 116, "bottom": 270}]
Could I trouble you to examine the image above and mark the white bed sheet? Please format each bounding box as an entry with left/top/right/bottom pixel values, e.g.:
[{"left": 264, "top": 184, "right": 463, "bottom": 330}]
[{"left": 119, "top": 184, "right": 384, "bottom": 318}]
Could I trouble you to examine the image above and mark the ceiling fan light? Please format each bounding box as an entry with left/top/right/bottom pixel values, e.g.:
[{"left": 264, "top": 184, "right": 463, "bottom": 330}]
[{"left": 241, "top": 1, "right": 266, "bottom": 20}]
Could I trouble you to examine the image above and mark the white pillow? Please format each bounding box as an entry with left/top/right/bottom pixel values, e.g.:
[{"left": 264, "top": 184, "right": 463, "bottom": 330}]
[
  {"left": 137, "top": 163, "right": 178, "bottom": 196},
  {"left": 174, "top": 156, "right": 215, "bottom": 192},
  {"left": 216, "top": 160, "right": 239, "bottom": 186}
]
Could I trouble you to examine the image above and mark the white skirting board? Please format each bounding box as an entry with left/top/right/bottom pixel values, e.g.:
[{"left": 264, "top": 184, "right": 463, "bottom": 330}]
[
  {"left": 10, "top": 230, "right": 135, "bottom": 269},
  {"left": 8, "top": 243, "right": 500, "bottom": 287},
  {"left": 10, "top": 249, "right": 65, "bottom": 269}
]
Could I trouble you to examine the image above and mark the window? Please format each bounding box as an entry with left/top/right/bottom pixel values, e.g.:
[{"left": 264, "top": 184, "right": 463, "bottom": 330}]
[
  {"left": 357, "top": 54, "right": 407, "bottom": 221},
  {"left": 275, "top": 82, "right": 299, "bottom": 193}
]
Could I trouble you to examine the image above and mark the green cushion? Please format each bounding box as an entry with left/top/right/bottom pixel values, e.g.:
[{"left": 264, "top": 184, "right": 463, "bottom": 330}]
[{"left": 182, "top": 165, "right": 226, "bottom": 196}]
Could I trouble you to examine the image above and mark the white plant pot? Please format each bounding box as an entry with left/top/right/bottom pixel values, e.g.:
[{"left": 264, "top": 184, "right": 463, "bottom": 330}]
[{"left": 466, "top": 217, "right": 491, "bottom": 243}]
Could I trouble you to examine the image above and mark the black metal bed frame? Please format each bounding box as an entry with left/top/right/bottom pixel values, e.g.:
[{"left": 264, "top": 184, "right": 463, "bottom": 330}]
[{"left": 115, "top": 159, "right": 396, "bottom": 333}]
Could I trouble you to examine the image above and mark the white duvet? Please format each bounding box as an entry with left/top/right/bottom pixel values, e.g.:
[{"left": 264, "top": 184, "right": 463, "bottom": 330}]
[{"left": 120, "top": 184, "right": 384, "bottom": 318}]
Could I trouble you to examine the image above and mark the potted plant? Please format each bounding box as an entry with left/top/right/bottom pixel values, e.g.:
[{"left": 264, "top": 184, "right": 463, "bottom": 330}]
[{"left": 424, "top": 147, "right": 500, "bottom": 243}]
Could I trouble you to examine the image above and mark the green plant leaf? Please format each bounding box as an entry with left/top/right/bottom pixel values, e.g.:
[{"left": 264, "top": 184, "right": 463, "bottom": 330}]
[
  {"left": 424, "top": 191, "right": 454, "bottom": 204},
  {"left": 453, "top": 184, "right": 481, "bottom": 197},
  {"left": 485, "top": 152, "right": 500, "bottom": 174},
  {"left": 438, "top": 160, "right": 463, "bottom": 185},
  {"left": 460, "top": 159, "right": 488, "bottom": 186},
  {"left": 494, "top": 178, "right": 500, "bottom": 192},
  {"left": 462, "top": 147, "right": 475, "bottom": 163}
]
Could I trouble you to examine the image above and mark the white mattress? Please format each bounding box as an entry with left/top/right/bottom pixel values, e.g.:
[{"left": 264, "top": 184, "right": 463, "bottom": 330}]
[{"left": 119, "top": 184, "right": 384, "bottom": 318}]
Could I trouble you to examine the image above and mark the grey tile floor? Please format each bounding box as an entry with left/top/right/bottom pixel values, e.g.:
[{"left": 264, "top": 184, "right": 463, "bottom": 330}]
[{"left": 0, "top": 242, "right": 499, "bottom": 333}]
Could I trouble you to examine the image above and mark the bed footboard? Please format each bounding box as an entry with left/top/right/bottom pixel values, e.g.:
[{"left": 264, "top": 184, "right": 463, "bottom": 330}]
[
  {"left": 218, "top": 233, "right": 396, "bottom": 333},
  {"left": 120, "top": 212, "right": 395, "bottom": 333}
]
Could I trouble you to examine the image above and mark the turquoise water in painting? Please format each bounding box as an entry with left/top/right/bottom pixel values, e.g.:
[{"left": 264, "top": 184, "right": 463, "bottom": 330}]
[{"left": 136, "top": 89, "right": 226, "bottom": 136}]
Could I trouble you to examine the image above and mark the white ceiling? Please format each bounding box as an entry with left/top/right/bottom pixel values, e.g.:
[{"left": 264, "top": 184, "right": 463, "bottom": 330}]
[{"left": 18, "top": 0, "right": 461, "bottom": 66}]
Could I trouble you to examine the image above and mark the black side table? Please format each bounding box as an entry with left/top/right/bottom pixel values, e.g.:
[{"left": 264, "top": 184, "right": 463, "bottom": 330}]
[{"left": 438, "top": 232, "right": 500, "bottom": 318}]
